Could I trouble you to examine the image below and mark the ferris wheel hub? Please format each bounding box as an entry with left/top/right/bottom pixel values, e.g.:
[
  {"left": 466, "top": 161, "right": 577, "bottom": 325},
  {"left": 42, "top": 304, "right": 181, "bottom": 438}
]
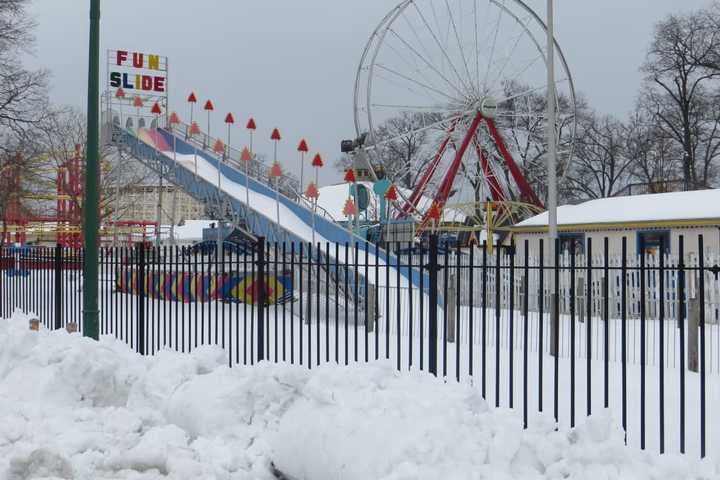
[{"left": 479, "top": 97, "right": 498, "bottom": 119}]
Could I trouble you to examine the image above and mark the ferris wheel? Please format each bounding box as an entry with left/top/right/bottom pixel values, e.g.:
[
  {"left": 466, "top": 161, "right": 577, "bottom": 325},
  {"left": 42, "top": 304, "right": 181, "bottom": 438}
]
[{"left": 353, "top": 0, "right": 576, "bottom": 231}]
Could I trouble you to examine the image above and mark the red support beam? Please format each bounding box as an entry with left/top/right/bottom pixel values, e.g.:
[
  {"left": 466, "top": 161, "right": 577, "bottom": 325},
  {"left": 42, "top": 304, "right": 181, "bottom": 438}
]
[
  {"left": 398, "top": 118, "right": 459, "bottom": 219},
  {"left": 485, "top": 118, "right": 544, "bottom": 208},
  {"left": 474, "top": 140, "right": 506, "bottom": 203},
  {"left": 419, "top": 112, "right": 484, "bottom": 229}
]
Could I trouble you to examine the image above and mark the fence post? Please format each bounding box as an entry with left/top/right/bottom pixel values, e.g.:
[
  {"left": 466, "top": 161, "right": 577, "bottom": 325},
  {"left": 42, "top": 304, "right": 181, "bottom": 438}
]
[
  {"left": 136, "top": 243, "right": 146, "bottom": 355},
  {"left": 428, "top": 234, "right": 439, "bottom": 376},
  {"left": 257, "top": 237, "right": 266, "bottom": 362},
  {"left": 54, "top": 244, "right": 63, "bottom": 330}
]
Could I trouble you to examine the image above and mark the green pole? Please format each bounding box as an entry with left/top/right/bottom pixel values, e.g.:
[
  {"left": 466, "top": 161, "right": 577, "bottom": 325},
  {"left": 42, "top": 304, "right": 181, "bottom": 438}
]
[{"left": 82, "top": 0, "right": 101, "bottom": 340}]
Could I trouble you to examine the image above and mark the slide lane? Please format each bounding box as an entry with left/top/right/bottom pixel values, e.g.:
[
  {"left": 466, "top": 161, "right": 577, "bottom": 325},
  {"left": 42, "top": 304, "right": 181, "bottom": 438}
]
[{"left": 123, "top": 127, "right": 427, "bottom": 290}]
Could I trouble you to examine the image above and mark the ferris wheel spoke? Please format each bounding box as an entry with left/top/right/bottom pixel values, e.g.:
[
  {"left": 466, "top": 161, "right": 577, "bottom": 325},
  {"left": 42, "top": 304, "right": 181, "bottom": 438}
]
[
  {"left": 366, "top": 109, "right": 472, "bottom": 150},
  {"left": 443, "top": 0, "right": 477, "bottom": 97},
  {"left": 374, "top": 71, "right": 450, "bottom": 108},
  {"left": 496, "top": 77, "right": 568, "bottom": 105},
  {"left": 400, "top": 11, "right": 439, "bottom": 80},
  {"left": 375, "top": 63, "right": 459, "bottom": 103},
  {"left": 411, "top": 1, "right": 474, "bottom": 96},
  {"left": 495, "top": 111, "right": 573, "bottom": 120},
  {"left": 488, "top": 14, "right": 535, "bottom": 91},
  {"left": 473, "top": 0, "right": 481, "bottom": 93},
  {"left": 427, "top": 0, "right": 447, "bottom": 72},
  {"left": 386, "top": 29, "right": 467, "bottom": 100},
  {"left": 372, "top": 103, "right": 445, "bottom": 111},
  {"left": 482, "top": 2, "right": 504, "bottom": 93},
  {"left": 383, "top": 40, "right": 456, "bottom": 104},
  {"left": 487, "top": 55, "right": 544, "bottom": 99}
]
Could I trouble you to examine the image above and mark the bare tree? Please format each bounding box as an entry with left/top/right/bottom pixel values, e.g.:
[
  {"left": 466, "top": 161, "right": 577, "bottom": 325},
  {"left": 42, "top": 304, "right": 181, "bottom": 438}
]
[
  {"left": 37, "top": 107, "right": 146, "bottom": 222},
  {"left": 0, "top": 0, "right": 49, "bottom": 136},
  {"left": 641, "top": 8, "right": 720, "bottom": 189},
  {"left": 564, "top": 110, "right": 635, "bottom": 201},
  {"left": 0, "top": 136, "right": 49, "bottom": 245},
  {"left": 624, "top": 109, "right": 683, "bottom": 193}
]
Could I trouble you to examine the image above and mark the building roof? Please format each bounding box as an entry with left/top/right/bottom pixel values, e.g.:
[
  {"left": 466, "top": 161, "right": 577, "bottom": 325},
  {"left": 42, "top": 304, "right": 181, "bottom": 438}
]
[
  {"left": 513, "top": 189, "right": 720, "bottom": 232},
  {"left": 147, "top": 219, "right": 214, "bottom": 242},
  {"left": 317, "top": 182, "right": 463, "bottom": 223}
]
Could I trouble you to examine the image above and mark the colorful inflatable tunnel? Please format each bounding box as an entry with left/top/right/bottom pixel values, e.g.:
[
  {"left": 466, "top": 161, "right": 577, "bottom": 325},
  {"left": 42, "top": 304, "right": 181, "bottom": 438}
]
[{"left": 116, "top": 268, "right": 293, "bottom": 305}]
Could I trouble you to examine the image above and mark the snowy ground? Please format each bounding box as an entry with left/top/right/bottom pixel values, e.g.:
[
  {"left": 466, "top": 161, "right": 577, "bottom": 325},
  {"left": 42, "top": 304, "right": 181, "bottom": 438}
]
[
  {"left": 6, "top": 271, "right": 720, "bottom": 457},
  {"left": 0, "top": 312, "right": 718, "bottom": 480}
]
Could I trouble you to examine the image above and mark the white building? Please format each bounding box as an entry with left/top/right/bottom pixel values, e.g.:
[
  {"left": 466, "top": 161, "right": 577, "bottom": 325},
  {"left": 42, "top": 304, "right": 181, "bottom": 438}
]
[
  {"left": 116, "top": 184, "right": 206, "bottom": 226},
  {"left": 511, "top": 189, "right": 720, "bottom": 258}
]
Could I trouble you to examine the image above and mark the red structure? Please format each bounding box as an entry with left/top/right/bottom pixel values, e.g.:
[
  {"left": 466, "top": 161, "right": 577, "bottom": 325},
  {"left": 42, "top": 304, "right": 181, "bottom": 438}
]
[
  {"left": 0, "top": 145, "right": 84, "bottom": 247},
  {"left": 396, "top": 112, "right": 545, "bottom": 232},
  {"left": 56, "top": 145, "right": 84, "bottom": 248},
  {"left": 1, "top": 153, "right": 27, "bottom": 245},
  {"left": 1, "top": 144, "right": 157, "bottom": 248}
]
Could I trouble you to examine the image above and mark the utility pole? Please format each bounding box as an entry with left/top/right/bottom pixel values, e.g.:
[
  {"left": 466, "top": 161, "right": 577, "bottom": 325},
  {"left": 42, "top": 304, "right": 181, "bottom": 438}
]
[
  {"left": 547, "top": 0, "right": 559, "bottom": 357},
  {"left": 82, "top": 0, "right": 101, "bottom": 340},
  {"left": 547, "top": 0, "right": 557, "bottom": 244}
]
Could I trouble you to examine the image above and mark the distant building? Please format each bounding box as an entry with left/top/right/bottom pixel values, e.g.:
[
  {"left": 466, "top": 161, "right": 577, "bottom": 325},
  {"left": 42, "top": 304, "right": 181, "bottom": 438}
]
[
  {"left": 115, "top": 184, "right": 206, "bottom": 225},
  {"left": 511, "top": 189, "right": 720, "bottom": 258}
]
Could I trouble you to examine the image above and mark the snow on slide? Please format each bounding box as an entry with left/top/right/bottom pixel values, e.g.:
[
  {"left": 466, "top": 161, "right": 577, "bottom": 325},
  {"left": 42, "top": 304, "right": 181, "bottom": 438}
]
[
  {"left": 133, "top": 128, "right": 421, "bottom": 288},
  {"left": 0, "top": 313, "right": 715, "bottom": 479},
  {"left": 138, "top": 127, "right": 343, "bottom": 246}
]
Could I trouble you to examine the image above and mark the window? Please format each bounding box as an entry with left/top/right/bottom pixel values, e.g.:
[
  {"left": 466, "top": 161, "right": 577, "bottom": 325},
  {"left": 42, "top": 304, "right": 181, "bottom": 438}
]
[
  {"left": 637, "top": 230, "right": 670, "bottom": 256},
  {"left": 559, "top": 233, "right": 585, "bottom": 255}
]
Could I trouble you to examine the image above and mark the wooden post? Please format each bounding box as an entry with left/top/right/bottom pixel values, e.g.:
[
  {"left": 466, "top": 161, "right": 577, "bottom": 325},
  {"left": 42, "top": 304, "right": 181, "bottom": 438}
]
[
  {"left": 688, "top": 296, "right": 699, "bottom": 373},
  {"left": 305, "top": 273, "right": 312, "bottom": 326},
  {"left": 447, "top": 272, "right": 456, "bottom": 343},
  {"left": 550, "top": 293, "right": 558, "bottom": 356},
  {"left": 601, "top": 277, "right": 607, "bottom": 320},
  {"left": 367, "top": 284, "right": 376, "bottom": 332},
  {"left": 578, "top": 277, "right": 585, "bottom": 323}
]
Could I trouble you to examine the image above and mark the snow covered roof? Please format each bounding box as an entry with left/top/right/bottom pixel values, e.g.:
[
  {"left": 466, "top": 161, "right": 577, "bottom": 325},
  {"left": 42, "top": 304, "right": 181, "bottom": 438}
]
[
  {"left": 514, "top": 189, "right": 720, "bottom": 231},
  {"left": 317, "top": 183, "right": 360, "bottom": 220},
  {"left": 317, "top": 182, "right": 463, "bottom": 223},
  {"left": 147, "top": 220, "right": 215, "bottom": 242},
  {"left": 173, "top": 220, "right": 215, "bottom": 241}
]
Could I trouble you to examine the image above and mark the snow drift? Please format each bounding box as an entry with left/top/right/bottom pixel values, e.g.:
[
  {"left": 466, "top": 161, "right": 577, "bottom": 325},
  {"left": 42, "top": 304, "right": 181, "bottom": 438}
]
[{"left": 0, "top": 311, "right": 715, "bottom": 479}]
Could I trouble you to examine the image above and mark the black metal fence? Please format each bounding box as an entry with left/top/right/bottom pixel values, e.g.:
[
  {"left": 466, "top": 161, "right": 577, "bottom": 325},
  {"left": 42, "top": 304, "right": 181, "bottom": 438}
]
[{"left": 1, "top": 234, "right": 718, "bottom": 459}]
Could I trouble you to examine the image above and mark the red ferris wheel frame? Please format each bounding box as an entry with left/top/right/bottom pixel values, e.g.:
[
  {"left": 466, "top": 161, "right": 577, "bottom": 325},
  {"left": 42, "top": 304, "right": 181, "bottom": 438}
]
[{"left": 397, "top": 111, "right": 544, "bottom": 231}]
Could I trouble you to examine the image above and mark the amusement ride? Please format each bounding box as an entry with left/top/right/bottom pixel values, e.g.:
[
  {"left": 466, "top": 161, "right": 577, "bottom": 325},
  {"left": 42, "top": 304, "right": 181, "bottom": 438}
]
[{"left": 2, "top": 0, "right": 575, "bottom": 251}]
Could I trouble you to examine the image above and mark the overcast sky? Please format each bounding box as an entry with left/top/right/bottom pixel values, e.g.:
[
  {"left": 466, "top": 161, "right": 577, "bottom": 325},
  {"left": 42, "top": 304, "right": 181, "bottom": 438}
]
[{"left": 26, "top": 0, "right": 713, "bottom": 184}]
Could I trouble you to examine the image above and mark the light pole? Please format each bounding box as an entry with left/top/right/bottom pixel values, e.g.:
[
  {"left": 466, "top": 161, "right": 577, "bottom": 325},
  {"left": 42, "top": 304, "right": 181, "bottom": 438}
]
[
  {"left": 297, "top": 139, "right": 309, "bottom": 195},
  {"left": 213, "top": 138, "right": 226, "bottom": 254},
  {"left": 270, "top": 128, "right": 282, "bottom": 232},
  {"left": 152, "top": 102, "right": 163, "bottom": 247},
  {"left": 82, "top": 0, "right": 101, "bottom": 340},
  {"left": 168, "top": 112, "right": 181, "bottom": 245},
  {"left": 547, "top": 0, "right": 557, "bottom": 245}
]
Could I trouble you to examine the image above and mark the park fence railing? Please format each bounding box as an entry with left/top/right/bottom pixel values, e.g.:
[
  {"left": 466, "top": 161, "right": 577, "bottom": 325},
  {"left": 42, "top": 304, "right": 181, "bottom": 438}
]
[{"left": 1, "top": 234, "right": 719, "bottom": 459}]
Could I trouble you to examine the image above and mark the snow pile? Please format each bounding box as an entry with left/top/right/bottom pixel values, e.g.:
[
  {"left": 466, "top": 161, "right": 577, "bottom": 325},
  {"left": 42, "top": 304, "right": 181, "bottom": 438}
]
[
  {"left": 274, "top": 367, "right": 717, "bottom": 480},
  {"left": 0, "top": 311, "right": 289, "bottom": 479},
  {"left": 0, "top": 311, "right": 716, "bottom": 480}
]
